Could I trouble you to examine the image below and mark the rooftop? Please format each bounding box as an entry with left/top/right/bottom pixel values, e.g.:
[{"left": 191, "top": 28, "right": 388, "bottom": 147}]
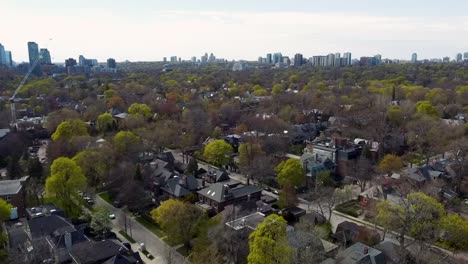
[{"left": 0, "top": 176, "right": 28, "bottom": 196}]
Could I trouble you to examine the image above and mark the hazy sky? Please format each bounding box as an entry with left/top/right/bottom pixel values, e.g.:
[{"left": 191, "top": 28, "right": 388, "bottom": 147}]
[{"left": 2, "top": 0, "right": 468, "bottom": 62}]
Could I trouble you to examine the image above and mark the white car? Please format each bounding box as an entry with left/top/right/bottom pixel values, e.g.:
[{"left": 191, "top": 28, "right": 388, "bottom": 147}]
[{"left": 109, "top": 214, "right": 116, "bottom": 219}]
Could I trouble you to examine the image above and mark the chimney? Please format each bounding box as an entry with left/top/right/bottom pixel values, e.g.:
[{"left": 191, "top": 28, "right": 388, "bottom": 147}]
[
  {"left": 306, "top": 143, "right": 314, "bottom": 154},
  {"left": 65, "top": 232, "right": 72, "bottom": 251},
  {"left": 183, "top": 175, "right": 189, "bottom": 188},
  {"left": 363, "top": 246, "right": 369, "bottom": 255}
]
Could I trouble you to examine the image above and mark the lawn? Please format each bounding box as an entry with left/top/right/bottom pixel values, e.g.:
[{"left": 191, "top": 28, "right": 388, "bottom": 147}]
[
  {"left": 135, "top": 216, "right": 166, "bottom": 238},
  {"left": 335, "top": 199, "right": 363, "bottom": 217},
  {"left": 119, "top": 230, "right": 136, "bottom": 243},
  {"left": 99, "top": 192, "right": 113, "bottom": 204}
]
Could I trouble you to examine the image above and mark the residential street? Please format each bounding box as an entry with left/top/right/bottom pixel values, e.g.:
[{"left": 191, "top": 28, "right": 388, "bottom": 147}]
[{"left": 95, "top": 195, "right": 186, "bottom": 264}]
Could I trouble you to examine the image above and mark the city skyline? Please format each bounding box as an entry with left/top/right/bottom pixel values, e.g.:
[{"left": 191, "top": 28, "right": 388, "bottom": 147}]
[{"left": 2, "top": 0, "right": 468, "bottom": 62}]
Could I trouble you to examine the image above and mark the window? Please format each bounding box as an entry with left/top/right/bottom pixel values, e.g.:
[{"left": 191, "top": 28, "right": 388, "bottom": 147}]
[{"left": 5, "top": 196, "right": 11, "bottom": 202}]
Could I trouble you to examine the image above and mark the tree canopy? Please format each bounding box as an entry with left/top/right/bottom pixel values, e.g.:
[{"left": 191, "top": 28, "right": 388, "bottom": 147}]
[
  {"left": 248, "top": 214, "right": 292, "bottom": 264},
  {"left": 0, "top": 198, "right": 12, "bottom": 221},
  {"left": 51, "top": 119, "right": 89, "bottom": 141},
  {"left": 275, "top": 158, "right": 305, "bottom": 187},
  {"left": 378, "top": 154, "right": 403, "bottom": 175},
  {"left": 128, "top": 103, "right": 151, "bottom": 119},
  {"left": 203, "top": 140, "right": 233, "bottom": 167},
  {"left": 45, "top": 157, "right": 87, "bottom": 217},
  {"left": 114, "top": 131, "right": 140, "bottom": 154},
  {"left": 96, "top": 113, "right": 114, "bottom": 132}
]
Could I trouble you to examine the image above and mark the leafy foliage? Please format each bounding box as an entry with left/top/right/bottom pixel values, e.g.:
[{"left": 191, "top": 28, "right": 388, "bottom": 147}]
[
  {"left": 51, "top": 119, "right": 89, "bottom": 141},
  {"left": 203, "top": 140, "right": 233, "bottom": 167},
  {"left": 128, "top": 103, "right": 151, "bottom": 119},
  {"left": 96, "top": 113, "right": 114, "bottom": 132},
  {"left": 378, "top": 154, "right": 403, "bottom": 174},
  {"left": 275, "top": 158, "right": 305, "bottom": 187}
]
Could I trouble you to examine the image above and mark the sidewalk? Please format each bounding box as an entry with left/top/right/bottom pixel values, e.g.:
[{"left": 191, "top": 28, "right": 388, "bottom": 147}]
[{"left": 114, "top": 228, "right": 158, "bottom": 264}]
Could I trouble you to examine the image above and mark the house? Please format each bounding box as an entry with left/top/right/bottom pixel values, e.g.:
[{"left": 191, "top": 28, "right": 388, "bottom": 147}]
[
  {"left": 201, "top": 168, "right": 231, "bottom": 184},
  {"left": 197, "top": 183, "right": 262, "bottom": 213},
  {"left": 402, "top": 164, "right": 445, "bottom": 186},
  {"left": 301, "top": 146, "right": 336, "bottom": 188},
  {"left": 289, "top": 123, "right": 321, "bottom": 145},
  {"left": 0, "top": 176, "right": 29, "bottom": 218},
  {"left": 332, "top": 221, "right": 380, "bottom": 247},
  {"left": 69, "top": 240, "right": 136, "bottom": 264},
  {"left": 334, "top": 242, "right": 387, "bottom": 264},
  {"left": 358, "top": 185, "right": 402, "bottom": 210},
  {"left": 160, "top": 174, "right": 202, "bottom": 198}
]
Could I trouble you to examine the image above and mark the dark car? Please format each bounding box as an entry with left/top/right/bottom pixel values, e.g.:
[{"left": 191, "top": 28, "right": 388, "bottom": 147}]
[{"left": 113, "top": 201, "right": 122, "bottom": 208}]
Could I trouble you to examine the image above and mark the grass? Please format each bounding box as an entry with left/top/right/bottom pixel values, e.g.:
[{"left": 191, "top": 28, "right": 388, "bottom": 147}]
[
  {"left": 99, "top": 192, "right": 113, "bottom": 204},
  {"left": 335, "top": 199, "right": 362, "bottom": 218},
  {"left": 119, "top": 230, "right": 136, "bottom": 243},
  {"left": 176, "top": 245, "right": 191, "bottom": 257},
  {"left": 135, "top": 216, "right": 166, "bottom": 238}
]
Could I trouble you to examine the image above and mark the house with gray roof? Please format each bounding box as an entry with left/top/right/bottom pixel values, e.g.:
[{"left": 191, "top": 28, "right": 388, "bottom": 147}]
[
  {"left": 0, "top": 176, "right": 28, "bottom": 217},
  {"left": 334, "top": 242, "right": 387, "bottom": 264},
  {"left": 197, "top": 183, "right": 262, "bottom": 213}
]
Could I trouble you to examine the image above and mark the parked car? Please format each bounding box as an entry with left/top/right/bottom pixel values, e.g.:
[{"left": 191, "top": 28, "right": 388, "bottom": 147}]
[
  {"left": 113, "top": 201, "right": 122, "bottom": 208},
  {"left": 109, "top": 214, "right": 116, "bottom": 220}
]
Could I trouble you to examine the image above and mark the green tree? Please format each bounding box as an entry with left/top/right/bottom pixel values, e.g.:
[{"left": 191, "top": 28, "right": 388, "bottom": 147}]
[
  {"left": 377, "top": 192, "right": 445, "bottom": 260},
  {"left": 0, "top": 198, "right": 12, "bottom": 221},
  {"left": 73, "top": 150, "right": 110, "bottom": 187},
  {"left": 51, "top": 119, "right": 89, "bottom": 141},
  {"left": 90, "top": 207, "right": 112, "bottom": 238},
  {"left": 45, "top": 157, "right": 87, "bottom": 217},
  {"left": 272, "top": 84, "right": 284, "bottom": 95},
  {"left": 185, "top": 157, "right": 199, "bottom": 176},
  {"left": 151, "top": 199, "right": 203, "bottom": 247},
  {"left": 203, "top": 140, "right": 233, "bottom": 167},
  {"left": 387, "top": 106, "right": 403, "bottom": 126},
  {"left": 378, "top": 154, "right": 403, "bottom": 175},
  {"left": 248, "top": 214, "right": 292, "bottom": 264},
  {"left": 128, "top": 103, "right": 151, "bottom": 119},
  {"left": 96, "top": 113, "right": 114, "bottom": 133},
  {"left": 278, "top": 183, "right": 298, "bottom": 209},
  {"left": 275, "top": 158, "right": 305, "bottom": 187},
  {"left": 439, "top": 214, "right": 468, "bottom": 250},
  {"left": 416, "top": 101, "right": 439, "bottom": 118},
  {"left": 27, "top": 157, "right": 43, "bottom": 179},
  {"left": 114, "top": 131, "right": 140, "bottom": 154}
]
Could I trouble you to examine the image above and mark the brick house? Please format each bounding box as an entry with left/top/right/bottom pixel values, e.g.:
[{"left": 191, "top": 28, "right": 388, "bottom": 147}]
[
  {"left": 197, "top": 183, "right": 262, "bottom": 213},
  {"left": 0, "top": 176, "right": 29, "bottom": 218}
]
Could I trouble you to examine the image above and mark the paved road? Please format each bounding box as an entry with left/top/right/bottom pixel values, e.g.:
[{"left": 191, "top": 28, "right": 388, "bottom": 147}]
[{"left": 95, "top": 196, "right": 186, "bottom": 264}]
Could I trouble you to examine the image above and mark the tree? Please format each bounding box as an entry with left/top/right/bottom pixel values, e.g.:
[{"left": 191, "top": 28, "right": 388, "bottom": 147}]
[
  {"left": 278, "top": 183, "right": 298, "bottom": 209},
  {"left": 378, "top": 154, "right": 403, "bottom": 175},
  {"left": 348, "top": 156, "right": 374, "bottom": 192},
  {"left": 128, "top": 103, "right": 151, "bottom": 119},
  {"left": 247, "top": 214, "right": 292, "bottom": 264},
  {"left": 113, "top": 131, "right": 140, "bottom": 155},
  {"left": 275, "top": 158, "right": 305, "bottom": 187},
  {"left": 387, "top": 106, "right": 403, "bottom": 127},
  {"left": 238, "top": 143, "right": 264, "bottom": 177},
  {"left": 151, "top": 199, "right": 203, "bottom": 247},
  {"left": 185, "top": 157, "right": 199, "bottom": 176},
  {"left": 203, "top": 140, "right": 233, "bottom": 167},
  {"left": 73, "top": 150, "right": 110, "bottom": 187},
  {"left": 90, "top": 207, "right": 112, "bottom": 238},
  {"left": 376, "top": 192, "right": 445, "bottom": 261},
  {"left": 272, "top": 84, "right": 284, "bottom": 95},
  {"left": 439, "top": 214, "right": 468, "bottom": 251},
  {"left": 96, "top": 113, "right": 114, "bottom": 133},
  {"left": 27, "top": 157, "right": 43, "bottom": 179},
  {"left": 416, "top": 101, "right": 439, "bottom": 118},
  {"left": 134, "top": 164, "right": 142, "bottom": 181},
  {"left": 45, "top": 157, "right": 87, "bottom": 217},
  {"left": 51, "top": 119, "right": 89, "bottom": 141},
  {"left": 0, "top": 198, "right": 12, "bottom": 221}
]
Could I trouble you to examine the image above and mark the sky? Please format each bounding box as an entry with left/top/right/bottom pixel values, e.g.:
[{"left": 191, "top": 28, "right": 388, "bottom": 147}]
[{"left": 2, "top": 0, "right": 468, "bottom": 62}]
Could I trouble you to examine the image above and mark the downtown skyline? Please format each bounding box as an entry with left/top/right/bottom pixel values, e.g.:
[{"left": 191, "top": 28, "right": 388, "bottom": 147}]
[{"left": 2, "top": 0, "right": 468, "bottom": 62}]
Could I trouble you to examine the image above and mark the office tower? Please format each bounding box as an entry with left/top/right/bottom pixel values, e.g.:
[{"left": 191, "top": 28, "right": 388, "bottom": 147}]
[
  {"left": 0, "top": 44, "right": 5, "bottom": 65},
  {"left": 327, "top": 53, "right": 335, "bottom": 67},
  {"left": 273, "top": 52, "right": 282, "bottom": 64},
  {"left": 464, "top": 52, "right": 468, "bottom": 61},
  {"left": 170, "top": 56, "right": 177, "bottom": 63},
  {"left": 294, "top": 53, "right": 303, "bottom": 66},
  {"left": 79, "top": 55, "right": 86, "bottom": 66},
  {"left": 411, "top": 53, "right": 418, "bottom": 63},
  {"left": 40, "top": 48, "right": 51, "bottom": 64},
  {"left": 456, "top": 53, "right": 463, "bottom": 62},
  {"left": 5, "top": 51, "right": 12, "bottom": 66},
  {"left": 107, "top": 58, "right": 116, "bottom": 69},
  {"left": 201, "top": 53, "right": 208, "bottom": 63},
  {"left": 443, "top": 57, "right": 450, "bottom": 63},
  {"left": 258, "top": 56, "right": 263, "bottom": 63},
  {"left": 163, "top": 57, "right": 167, "bottom": 62},
  {"left": 283, "top": 56, "right": 290, "bottom": 65},
  {"left": 65, "top": 58, "right": 77, "bottom": 67},
  {"left": 28, "top": 42, "right": 39, "bottom": 65},
  {"left": 209, "top": 53, "right": 215, "bottom": 62},
  {"left": 266, "top": 53, "right": 272, "bottom": 64},
  {"left": 343, "top": 52, "right": 352, "bottom": 66},
  {"left": 374, "top": 54, "right": 382, "bottom": 65}
]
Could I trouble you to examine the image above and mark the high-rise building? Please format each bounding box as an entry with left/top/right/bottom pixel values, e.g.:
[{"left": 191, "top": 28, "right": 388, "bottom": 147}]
[
  {"left": 5, "top": 51, "right": 12, "bottom": 66},
  {"left": 107, "top": 58, "right": 116, "bottom": 69},
  {"left": 266, "top": 53, "right": 272, "bottom": 64},
  {"left": 411, "top": 53, "right": 418, "bottom": 63},
  {"left": 28, "top": 42, "right": 39, "bottom": 65},
  {"left": 273, "top": 52, "right": 282, "bottom": 64},
  {"left": 343, "top": 52, "right": 352, "bottom": 66},
  {"left": 65, "top": 58, "right": 77, "bottom": 67},
  {"left": 209, "top": 53, "right": 216, "bottom": 62},
  {"left": 374, "top": 54, "right": 382, "bottom": 65},
  {"left": 443, "top": 57, "right": 450, "bottom": 63},
  {"left": 40, "top": 48, "right": 51, "bottom": 64},
  {"left": 163, "top": 57, "right": 167, "bottom": 62},
  {"left": 201, "top": 53, "right": 208, "bottom": 63},
  {"left": 464, "top": 52, "right": 468, "bottom": 61},
  {"left": 327, "top": 53, "right": 335, "bottom": 67},
  {"left": 294, "top": 53, "right": 303, "bottom": 66},
  {"left": 170, "top": 56, "right": 177, "bottom": 63},
  {"left": 0, "top": 44, "right": 5, "bottom": 65},
  {"left": 191, "top": 56, "right": 196, "bottom": 63},
  {"left": 456, "top": 53, "right": 463, "bottom": 62}
]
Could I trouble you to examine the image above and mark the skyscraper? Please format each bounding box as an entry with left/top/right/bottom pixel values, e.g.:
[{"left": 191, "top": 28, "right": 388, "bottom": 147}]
[
  {"left": 28, "top": 42, "right": 39, "bottom": 65},
  {"left": 343, "top": 52, "right": 352, "bottom": 66},
  {"left": 40, "top": 48, "right": 51, "bottom": 64},
  {"left": 0, "top": 43, "right": 5, "bottom": 65},
  {"left": 464, "top": 52, "right": 468, "bottom": 61},
  {"left": 411, "top": 53, "right": 418, "bottom": 63},
  {"left": 273, "top": 52, "right": 282, "bottom": 64},
  {"left": 5, "top": 51, "right": 12, "bottom": 66},
  {"left": 294, "top": 53, "right": 303, "bottom": 66},
  {"left": 107, "top": 58, "right": 116, "bottom": 69},
  {"left": 266, "top": 53, "right": 272, "bottom": 64},
  {"left": 456, "top": 53, "right": 463, "bottom": 63},
  {"left": 374, "top": 54, "right": 382, "bottom": 65},
  {"left": 327, "top": 53, "right": 335, "bottom": 67}
]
